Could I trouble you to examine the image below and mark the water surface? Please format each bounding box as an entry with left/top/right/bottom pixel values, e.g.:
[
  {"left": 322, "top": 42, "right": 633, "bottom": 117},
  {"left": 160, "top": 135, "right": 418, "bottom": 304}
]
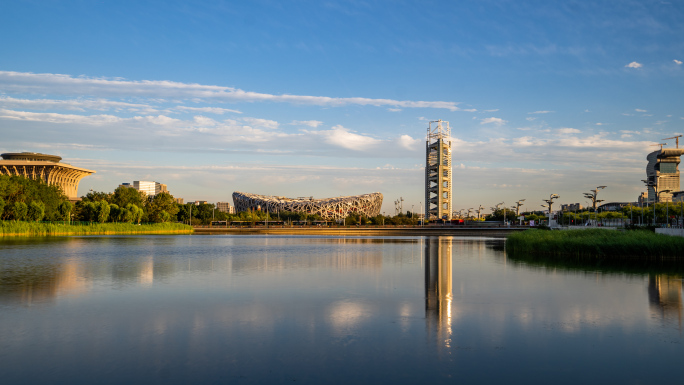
[{"left": 0, "top": 235, "right": 681, "bottom": 384}]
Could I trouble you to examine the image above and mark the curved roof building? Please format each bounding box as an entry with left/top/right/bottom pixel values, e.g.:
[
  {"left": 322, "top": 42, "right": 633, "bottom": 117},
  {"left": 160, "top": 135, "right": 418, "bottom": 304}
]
[
  {"left": 0, "top": 152, "right": 95, "bottom": 200},
  {"left": 232, "top": 191, "right": 383, "bottom": 219}
]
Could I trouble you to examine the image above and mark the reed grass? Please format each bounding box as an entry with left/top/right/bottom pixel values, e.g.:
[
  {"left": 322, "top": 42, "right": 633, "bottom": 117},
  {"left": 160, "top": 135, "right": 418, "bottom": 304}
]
[
  {"left": 0, "top": 221, "right": 193, "bottom": 237},
  {"left": 506, "top": 229, "right": 684, "bottom": 262}
]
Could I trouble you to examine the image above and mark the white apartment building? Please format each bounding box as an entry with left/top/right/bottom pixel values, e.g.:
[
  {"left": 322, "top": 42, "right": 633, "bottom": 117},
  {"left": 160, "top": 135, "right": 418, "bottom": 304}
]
[{"left": 133, "top": 181, "right": 156, "bottom": 196}]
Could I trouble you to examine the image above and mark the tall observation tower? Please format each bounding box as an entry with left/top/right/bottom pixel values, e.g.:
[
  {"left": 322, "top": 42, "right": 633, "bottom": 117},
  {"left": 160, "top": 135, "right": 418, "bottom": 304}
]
[{"left": 425, "top": 120, "right": 452, "bottom": 221}]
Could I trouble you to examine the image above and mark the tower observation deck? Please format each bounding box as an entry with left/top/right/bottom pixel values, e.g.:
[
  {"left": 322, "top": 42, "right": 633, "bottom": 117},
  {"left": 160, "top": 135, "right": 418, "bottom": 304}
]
[{"left": 425, "top": 120, "right": 452, "bottom": 221}]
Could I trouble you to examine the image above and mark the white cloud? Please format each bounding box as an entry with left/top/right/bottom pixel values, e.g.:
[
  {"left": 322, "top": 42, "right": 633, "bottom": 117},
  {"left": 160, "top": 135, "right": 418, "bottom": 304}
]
[
  {"left": 528, "top": 110, "right": 554, "bottom": 114},
  {"left": 175, "top": 106, "right": 242, "bottom": 114},
  {"left": 0, "top": 108, "right": 123, "bottom": 125},
  {"left": 625, "top": 62, "right": 643, "bottom": 69},
  {"left": 0, "top": 70, "right": 467, "bottom": 111},
  {"left": 483, "top": 109, "right": 499, "bottom": 112},
  {"left": 596, "top": 122, "right": 607, "bottom": 126},
  {"left": 0, "top": 96, "right": 158, "bottom": 113},
  {"left": 480, "top": 117, "right": 507, "bottom": 125},
  {"left": 387, "top": 108, "right": 402, "bottom": 112},
  {"left": 557, "top": 128, "right": 580, "bottom": 134},
  {"left": 319, "top": 125, "right": 380, "bottom": 151},
  {"left": 526, "top": 117, "right": 536, "bottom": 121},
  {"left": 635, "top": 109, "right": 647, "bottom": 112},
  {"left": 675, "top": 60, "right": 683, "bottom": 65},
  {"left": 396, "top": 135, "right": 419, "bottom": 150},
  {"left": 290, "top": 120, "right": 323, "bottom": 128},
  {"left": 241, "top": 117, "right": 279, "bottom": 129}
]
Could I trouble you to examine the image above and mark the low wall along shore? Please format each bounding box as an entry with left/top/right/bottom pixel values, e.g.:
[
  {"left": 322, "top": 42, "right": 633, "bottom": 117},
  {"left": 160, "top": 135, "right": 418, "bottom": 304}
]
[{"left": 193, "top": 226, "right": 526, "bottom": 237}]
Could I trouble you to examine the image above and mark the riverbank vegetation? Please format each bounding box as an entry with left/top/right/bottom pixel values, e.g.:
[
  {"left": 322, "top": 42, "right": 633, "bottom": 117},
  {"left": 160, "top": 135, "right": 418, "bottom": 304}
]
[
  {"left": 0, "top": 221, "right": 192, "bottom": 237},
  {"left": 506, "top": 229, "right": 684, "bottom": 261}
]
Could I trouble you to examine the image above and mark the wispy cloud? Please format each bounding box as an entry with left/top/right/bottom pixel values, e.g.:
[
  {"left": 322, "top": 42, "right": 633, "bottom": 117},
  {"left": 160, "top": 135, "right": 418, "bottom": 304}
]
[
  {"left": 675, "top": 59, "right": 683, "bottom": 65},
  {"left": 0, "top": 70, "right": 469, "bottom": 111},
  {"left": 557, "top": 128, "right": 580, "bottom": 134},
  {"left": 0, "top": 96, "right": 159, "bottom": 113},
  {"left": 528, "top": 110, "right": 554, "bottom": 114},
  {"left": 480, "top": 117, "right": 507, "bottom": 125},
  {"left": 625, "top": 62, "right": 643, "bottom": 69},
  {"left": 290, "top": 120, "right": 323, "bottom": 128},
  {"left": 174, "top": 106, "right": 242, "bottom": 114}
]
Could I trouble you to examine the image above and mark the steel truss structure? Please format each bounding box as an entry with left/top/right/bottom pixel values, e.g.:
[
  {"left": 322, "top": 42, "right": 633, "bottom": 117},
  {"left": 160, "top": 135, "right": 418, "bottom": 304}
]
[
  {"left": 425, "top": 119, "right": 452, "bottom": 221},
  {"left": 0, "top": 152, "right": 95, "bottom": 200},
  {"left": 232, "top": 191, "right": 383, "bottom": 220}
]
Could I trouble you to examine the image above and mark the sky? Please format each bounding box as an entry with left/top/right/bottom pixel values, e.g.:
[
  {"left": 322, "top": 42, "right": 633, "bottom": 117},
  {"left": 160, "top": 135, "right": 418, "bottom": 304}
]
[{"left": 1, "top": 0, "right": 683, "bottom": 215}]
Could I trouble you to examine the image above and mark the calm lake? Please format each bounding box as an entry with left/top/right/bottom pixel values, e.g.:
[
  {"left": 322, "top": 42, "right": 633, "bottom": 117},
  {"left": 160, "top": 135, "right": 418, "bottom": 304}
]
[{"left": 0, "top": 235, "right": 682, "bottom": 384}]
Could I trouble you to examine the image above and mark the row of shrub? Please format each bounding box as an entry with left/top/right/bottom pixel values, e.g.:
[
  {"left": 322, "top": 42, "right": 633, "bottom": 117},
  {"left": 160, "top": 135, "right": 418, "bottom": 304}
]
[
  {"left": 0, "top": 221, "right": 193, "bottom": 237},
  {"left": 506, "top": 229, "right": 684, "bottom": 261}
]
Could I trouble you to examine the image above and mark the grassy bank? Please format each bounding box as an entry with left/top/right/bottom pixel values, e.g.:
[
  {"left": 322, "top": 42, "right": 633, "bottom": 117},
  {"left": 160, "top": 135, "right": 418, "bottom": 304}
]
[
  {"left": 506, "top": 229, "right": 684, "bottom": 261},
  {"left": 0, "top": 221, "right": 193, "bottom": 237}
]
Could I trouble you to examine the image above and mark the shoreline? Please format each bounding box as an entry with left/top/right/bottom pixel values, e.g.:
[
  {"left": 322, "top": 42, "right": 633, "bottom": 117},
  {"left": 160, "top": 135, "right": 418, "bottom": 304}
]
[{"left": 193, "top": 226, "right": 526, "bottom": 237}]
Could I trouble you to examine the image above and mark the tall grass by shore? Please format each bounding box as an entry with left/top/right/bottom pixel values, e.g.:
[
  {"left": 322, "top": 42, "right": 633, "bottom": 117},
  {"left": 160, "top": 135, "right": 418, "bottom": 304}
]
[
  {"left": 0, "top": 221, "right": 193, "bottom": 237},
  {"left": 506, "top": 229, "right": 684, "bottom": 261}
]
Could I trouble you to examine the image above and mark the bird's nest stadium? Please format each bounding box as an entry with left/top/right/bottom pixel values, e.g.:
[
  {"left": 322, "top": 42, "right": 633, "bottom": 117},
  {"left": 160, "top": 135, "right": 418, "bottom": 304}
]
[{"left": 232, "top": 192, "right": 383, "bottom": 220}]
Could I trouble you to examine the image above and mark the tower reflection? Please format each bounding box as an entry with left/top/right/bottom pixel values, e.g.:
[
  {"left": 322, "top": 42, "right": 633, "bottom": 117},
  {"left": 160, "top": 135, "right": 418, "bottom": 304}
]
[
  {"left": 425, "top": 236, "right": 453, "bottom": 349},
  {"left": 648, "top": 274, "right": 683, "bottom": 328}
]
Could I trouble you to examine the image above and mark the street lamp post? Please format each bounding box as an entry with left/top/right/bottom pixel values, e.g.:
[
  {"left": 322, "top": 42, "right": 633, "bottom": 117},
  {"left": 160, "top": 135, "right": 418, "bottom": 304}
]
[
  {"left": 542, "top": 194, "right": 559, "bottom": 226},
  {"left": 657, "top": 189, "right": 672, "bottom": 226},
  {"left": 515, "top": 199, "right": 525, "bottom": 225},
  {"left": 583, "top": 187, "right": 605, "bottom": 226}
]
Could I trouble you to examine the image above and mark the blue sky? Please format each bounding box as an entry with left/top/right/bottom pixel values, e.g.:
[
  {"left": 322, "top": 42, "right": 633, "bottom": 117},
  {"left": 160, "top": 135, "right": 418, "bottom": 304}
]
[{"left": 1, "top": 0, "right": 683, "bottom": 214}]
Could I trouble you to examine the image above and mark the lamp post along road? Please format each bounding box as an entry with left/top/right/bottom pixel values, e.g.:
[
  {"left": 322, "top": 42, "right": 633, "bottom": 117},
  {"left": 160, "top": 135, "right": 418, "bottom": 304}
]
[{"left": 542, "top": 194, "right": 559, "bottom": 226}]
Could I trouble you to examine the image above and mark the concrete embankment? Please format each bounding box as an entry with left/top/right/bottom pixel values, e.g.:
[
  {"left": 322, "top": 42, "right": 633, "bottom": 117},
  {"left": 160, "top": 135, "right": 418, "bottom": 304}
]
[{"left": 193, "top": 226, "right": 526, "bottom": 237}]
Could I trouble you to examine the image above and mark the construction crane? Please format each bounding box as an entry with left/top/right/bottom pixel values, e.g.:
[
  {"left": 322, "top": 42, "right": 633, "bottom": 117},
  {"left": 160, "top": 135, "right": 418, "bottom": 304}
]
[
  {"left": 651, "top": 143, "right": 667, "bottom": 151},
  {"left": 662, "top": 135, "right": 683, "bottom": 149}
]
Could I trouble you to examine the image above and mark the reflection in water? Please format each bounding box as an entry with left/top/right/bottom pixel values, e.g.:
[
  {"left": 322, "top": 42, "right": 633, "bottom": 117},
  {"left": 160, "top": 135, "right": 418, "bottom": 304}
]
[
  {"left": 648, "top": 275, "right": 683, "bottom": 327},
  {"left": 3, "top": 235, "right": 684, "bottom": 384},
  {"left": 425, "top": 237, "right": 452, "bottom": 350},
  {"left": 0, "top": 236, "right": 393, "bottom": 306}
]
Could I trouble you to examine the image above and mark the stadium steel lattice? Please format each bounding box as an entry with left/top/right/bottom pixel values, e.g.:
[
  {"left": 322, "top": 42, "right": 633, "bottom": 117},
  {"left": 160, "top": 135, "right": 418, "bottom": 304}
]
[{"left": 232, "top": 192, "right": 383, "bottom": 220}]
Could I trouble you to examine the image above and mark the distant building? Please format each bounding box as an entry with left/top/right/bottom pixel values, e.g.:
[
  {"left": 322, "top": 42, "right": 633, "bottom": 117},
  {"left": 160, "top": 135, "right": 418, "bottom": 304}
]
[
  {"left": 174, "top": 198, "right": 184, "bottom": 204},
  {"left": 133, "top": 181, "right": 156, "bottom": 196},
  {"left": 0, "top": 152, "right": 95, "bottom": 201},
  {"left": 216, "top": 202, "right": 235, "bottom": 214},
  {"left": 155, "top": 182, "right": 168, "bottom": 196},
  {"left": 425, "top": 120, "right": 452, "bottom": 221},
  {"left": 120, "top": 180, "right": 170, "bottom": 197},
  {"left": 232, "top": 191, "right": 383, "bottom": 220},
  {"left": 637, "top": 191, "right": 648, "bottom": 206},
  {"left": 560, "top": 203, "right": 583, "bottom": 211},
  {"left": 188, "top": 201, "right": 208, "bottom": 206},
  {"left": 598, "top": 202, "right": 633, "bottom": 212},
  {"left": 645, "top": 148, "right": 684, "bottom": 202},
  {"left": 672, "top": 191, "right": 684, "bottom": 203}
]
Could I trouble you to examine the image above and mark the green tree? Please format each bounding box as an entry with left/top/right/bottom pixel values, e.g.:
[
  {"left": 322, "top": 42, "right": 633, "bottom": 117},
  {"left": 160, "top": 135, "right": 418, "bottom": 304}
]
[
  {"left": 147, "top": 193, "right": 180, "bottom": 223},
  {"left": 0, "top": 175, "right": 68, "bottom": 221},
  {"left": 82, "top": 190, "right": 111, "bottom": 203},
  {"left": 27, "top": 201, "right": 45, "bottom": 221},
  {"left": 108, "top": 204, "right": 121, "bottom": 222},
  {"left": 96, "top": 201, "right": 110, "bottom": 223},
  {"left": 125, "top": 203, "right": 144, "bottom": 224},
  {"left": 57, "top": 201, "right": 73, "bottom": 222},
  {"left": 110, "top": 186, "right": 145, "bottom": 208},
  {"left": 11, "top": 201, "right": 28, "bottom": 221},
  {"left": 0, "top": 197, "right": 5, "bottom": 218}
]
